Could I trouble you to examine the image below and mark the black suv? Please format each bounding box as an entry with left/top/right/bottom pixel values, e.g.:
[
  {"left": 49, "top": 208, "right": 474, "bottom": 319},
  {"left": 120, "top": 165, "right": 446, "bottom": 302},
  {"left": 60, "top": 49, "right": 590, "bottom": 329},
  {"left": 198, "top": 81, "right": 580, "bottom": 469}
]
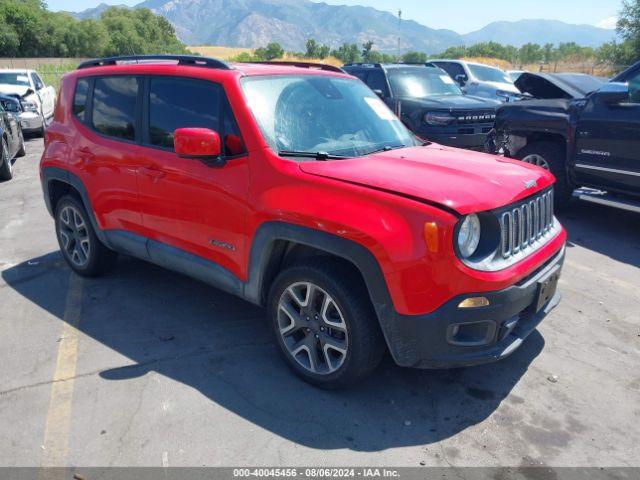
[
  {"left": 342, "top": 63, "right": 500, "bottom": 150},
  {"left": 488, "top": 60, "right": 640, "bottom": 212}
]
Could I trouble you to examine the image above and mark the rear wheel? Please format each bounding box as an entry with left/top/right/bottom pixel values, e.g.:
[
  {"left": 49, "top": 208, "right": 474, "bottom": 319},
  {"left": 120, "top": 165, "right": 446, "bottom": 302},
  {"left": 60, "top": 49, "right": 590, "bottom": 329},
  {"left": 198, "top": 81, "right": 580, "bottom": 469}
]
[
  {"left": 55, "top": 195, "right": 117, "bottom": 276},
  {"left": 516, "top": 141, "right": 572, "bottom": 209},
  {"left": 268, "top": 258, "right": 385, "bottom": 389},
  {"left": 0, "top": 138, "right": 12, "bottom": 181}
]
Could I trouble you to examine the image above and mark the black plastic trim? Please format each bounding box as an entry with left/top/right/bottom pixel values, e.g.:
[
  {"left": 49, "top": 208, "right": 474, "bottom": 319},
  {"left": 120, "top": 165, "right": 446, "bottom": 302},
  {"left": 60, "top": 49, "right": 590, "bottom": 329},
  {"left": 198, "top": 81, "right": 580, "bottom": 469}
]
[{"left": 41, "top": 166, "right": 110, "bottom": 246}]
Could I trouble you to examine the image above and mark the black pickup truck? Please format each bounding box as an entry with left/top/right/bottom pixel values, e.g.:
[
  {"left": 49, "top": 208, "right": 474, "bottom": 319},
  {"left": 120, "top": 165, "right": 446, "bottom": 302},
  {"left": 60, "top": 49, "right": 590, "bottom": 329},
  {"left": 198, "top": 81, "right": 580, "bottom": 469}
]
[
  {"left": 487, "top": 61, "right": 640, "bottom": 213},
  {"left": 343, "top": 63, "right": 500, "bottom": 150}
]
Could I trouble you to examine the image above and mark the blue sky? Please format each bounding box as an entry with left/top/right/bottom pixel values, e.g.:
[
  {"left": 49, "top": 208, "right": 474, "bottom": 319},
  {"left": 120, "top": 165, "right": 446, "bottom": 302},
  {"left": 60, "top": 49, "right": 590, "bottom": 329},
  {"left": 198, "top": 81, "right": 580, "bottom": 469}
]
[{"left": 49, "top": 0, "right": 622, "bottom": 34}]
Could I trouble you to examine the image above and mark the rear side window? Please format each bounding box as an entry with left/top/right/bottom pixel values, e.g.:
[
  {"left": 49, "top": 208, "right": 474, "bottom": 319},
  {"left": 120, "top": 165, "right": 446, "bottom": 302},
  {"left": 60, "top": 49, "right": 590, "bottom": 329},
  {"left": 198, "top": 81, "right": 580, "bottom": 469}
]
[
  {"left": 92, "top": 76, "right": 140, "bottom": 141},
  {"left": 73, "top": 78, "right": 90, "bottom": 122},
  {"left": 366, "top": 71, "right": 389, "bottom": 96},
  {"left": 434, "top": 62, "right": 465, "bottom": 79},
  {"left": 148, "top": 77, "right": 220, "bottom": 149},
  {"left": 31, "top": 72, "right": 44, "bottom": 90},
  {"left": 350, "top": 70, "right": 368, "bottom": 82}
]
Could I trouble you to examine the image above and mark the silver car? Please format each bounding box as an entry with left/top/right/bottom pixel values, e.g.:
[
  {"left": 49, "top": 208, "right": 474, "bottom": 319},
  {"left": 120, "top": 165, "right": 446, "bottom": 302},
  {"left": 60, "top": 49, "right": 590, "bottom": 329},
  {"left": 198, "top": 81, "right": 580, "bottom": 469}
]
[
  {"left": 428, "top": 59, "right": 524, "bottom": 102},
  {"left": 0, "top": 69, "right": 56, "bottom": 136}
]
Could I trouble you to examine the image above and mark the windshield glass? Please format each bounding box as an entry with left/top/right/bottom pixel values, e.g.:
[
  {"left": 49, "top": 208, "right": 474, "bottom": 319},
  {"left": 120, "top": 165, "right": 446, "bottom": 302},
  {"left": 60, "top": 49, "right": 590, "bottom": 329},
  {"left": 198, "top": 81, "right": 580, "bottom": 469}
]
[
  {"left": 0, "top": 72, "right": 30, "bottom": 87},
  {"left": 241, "top": 75, "right": 418, "bottom": 158},
  {"left": 468, "top": 64, "right": 511, "bottom": 84},
  {"left": 388, "top": 69, "right": 462, "bottom": 98}
]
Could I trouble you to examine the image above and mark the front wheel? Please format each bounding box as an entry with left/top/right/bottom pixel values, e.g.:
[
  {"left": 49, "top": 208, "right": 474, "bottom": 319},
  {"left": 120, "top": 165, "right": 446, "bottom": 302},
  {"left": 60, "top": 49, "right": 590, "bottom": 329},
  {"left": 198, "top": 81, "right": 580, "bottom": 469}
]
[
  {"left": 516, "top": 141, "right": 573, "bottom": 209},
  {"left": 55, "top": 195, "right": 117, "bottom": 276},
  {"left": 268, "top": 258, "right": 385, "bottom": 389}
]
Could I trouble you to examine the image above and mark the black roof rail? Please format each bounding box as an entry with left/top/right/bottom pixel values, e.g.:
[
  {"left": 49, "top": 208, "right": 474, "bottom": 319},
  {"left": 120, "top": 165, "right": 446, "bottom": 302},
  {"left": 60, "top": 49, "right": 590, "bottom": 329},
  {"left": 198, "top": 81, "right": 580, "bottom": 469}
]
[
  {"left": 245, "top": 61, "right": 344, "bottom": 73},
  {"left": 77, "top": 55, "right": 231, "bottom": 70},
  {"left": 342, "top": 62, "right": 383, "bottom": 68}
]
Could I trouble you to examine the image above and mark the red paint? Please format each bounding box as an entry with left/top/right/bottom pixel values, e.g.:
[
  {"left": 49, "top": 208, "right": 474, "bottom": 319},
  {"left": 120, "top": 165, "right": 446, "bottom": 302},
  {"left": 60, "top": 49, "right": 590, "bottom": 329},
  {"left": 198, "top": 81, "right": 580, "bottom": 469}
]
[
  {"left": 174, "top": 128, "right": 221, "bottom": 157},
  {"left": 41, "top": 62, "right": 566, "bottom": 316}
]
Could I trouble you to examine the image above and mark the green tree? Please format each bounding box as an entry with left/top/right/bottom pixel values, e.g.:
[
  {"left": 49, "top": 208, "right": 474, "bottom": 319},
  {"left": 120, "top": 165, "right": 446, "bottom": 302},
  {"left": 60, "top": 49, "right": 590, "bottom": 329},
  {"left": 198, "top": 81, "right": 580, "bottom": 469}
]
[
  {"left": 618, "top": 0, "right": 640, "bottom": 60},
  {"left": 100, "top": 7, "right": 186, "bottom": 56},
  {"left": 361, "top": 40, "right": 374, "bottom": 60},
  {"left": 402, "top": 51, "right": 427, "bottom": 63},
  {"left": 518, "top": 43, "right": 543, "bottom": 65},
  {"left": 436, "top": 45, "right": 467, "bottom": 59},
  {"left": 305, "top": 38, "right": 319, "bottom": 58},
  {"left": 304, "top": 39, "right": 330, "bottom": 59},
  {"left": 0, "top": 19, "right": 20, "bottom": 56},
  {"left": 0, "top": 2, "right": 186, "bottom": 58},
  {"left": 254, "top": 42, "right": 284, "bottom": 60},
  {"left": 331, "top": 43, "right": 361, "bottom": 63},
  {"left": 317, "top": 44, "right": 330, "bottom": 59},
  {"left": 542, "top": 43, "right": 556, "bottom": 64},
  {"left": 0, "top": 0, "right": 49, "bottom": 56}
]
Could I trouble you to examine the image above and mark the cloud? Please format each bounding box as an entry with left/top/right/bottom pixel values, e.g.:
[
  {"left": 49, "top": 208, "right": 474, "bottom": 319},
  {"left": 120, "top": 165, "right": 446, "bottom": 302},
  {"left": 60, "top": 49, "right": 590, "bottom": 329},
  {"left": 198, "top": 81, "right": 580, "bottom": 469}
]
[{"left": 596, "top": 16, "right": 618, "bottom": 30}]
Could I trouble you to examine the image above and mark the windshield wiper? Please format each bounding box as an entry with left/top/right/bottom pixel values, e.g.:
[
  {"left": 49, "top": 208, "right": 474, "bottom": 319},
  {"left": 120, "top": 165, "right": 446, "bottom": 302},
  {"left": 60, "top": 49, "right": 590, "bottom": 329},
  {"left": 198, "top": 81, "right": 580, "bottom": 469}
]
[
  {"left": 278, "top": 150, "right": 349, "bottom": 161},
  {"left": 363, "top": 144, "right": 407, "bottom": 156}
]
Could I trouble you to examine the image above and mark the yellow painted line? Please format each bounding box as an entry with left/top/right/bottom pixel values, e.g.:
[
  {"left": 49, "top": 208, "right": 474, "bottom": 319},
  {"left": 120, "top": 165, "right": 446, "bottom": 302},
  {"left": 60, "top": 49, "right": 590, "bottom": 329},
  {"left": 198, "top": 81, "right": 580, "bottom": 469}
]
[
  {"left": 564, "top": 258, "right": 638, "bottom": 293},
  {"left": 41, "top": 273, "right": 83, "bottom": 468}
]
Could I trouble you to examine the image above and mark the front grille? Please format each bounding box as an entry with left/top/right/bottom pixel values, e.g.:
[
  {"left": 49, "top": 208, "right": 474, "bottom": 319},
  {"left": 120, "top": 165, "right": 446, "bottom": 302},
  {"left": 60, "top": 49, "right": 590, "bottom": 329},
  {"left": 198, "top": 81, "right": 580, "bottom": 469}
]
[
  {"left": 454, "top": 110, "right": 496, "bottom": 125},
  {"left": 500, "top": 189, "right": 554, "bottom": 259}
]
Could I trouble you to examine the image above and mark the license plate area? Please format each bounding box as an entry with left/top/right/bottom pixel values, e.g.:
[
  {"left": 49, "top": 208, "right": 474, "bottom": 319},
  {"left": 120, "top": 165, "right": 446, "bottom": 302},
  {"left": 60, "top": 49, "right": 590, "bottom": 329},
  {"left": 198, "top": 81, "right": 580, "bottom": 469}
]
[{"left": 535, "top": 265, "right": 561, "bottom": 313}]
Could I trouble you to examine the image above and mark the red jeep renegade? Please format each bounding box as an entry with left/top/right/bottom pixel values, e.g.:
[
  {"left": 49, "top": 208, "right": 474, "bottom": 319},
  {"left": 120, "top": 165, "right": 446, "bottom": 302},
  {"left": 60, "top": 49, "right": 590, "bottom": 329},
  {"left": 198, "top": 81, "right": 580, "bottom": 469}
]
[{"left": 40, "top": 56, "right": 566, "bottom": 388}]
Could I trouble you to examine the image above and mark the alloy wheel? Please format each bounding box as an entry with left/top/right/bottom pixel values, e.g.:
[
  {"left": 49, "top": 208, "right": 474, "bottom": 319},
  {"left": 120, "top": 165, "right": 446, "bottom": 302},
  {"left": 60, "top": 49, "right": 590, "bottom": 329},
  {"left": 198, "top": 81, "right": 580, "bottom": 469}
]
[
  {"left": 277, "top": 282, "right": 349, "bottom": 375},
  {"left": 58, "top": 205, "right": 91, "bottom": 267},
  {"left": 522, "top": 153, "right": 550, "bottom": 170}
]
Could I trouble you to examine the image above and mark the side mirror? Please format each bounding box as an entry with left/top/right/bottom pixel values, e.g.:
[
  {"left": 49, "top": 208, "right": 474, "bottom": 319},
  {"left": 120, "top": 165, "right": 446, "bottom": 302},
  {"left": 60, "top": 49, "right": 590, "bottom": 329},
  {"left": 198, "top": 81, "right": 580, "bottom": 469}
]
[
  {"left": 595, "top": 82, "right": 629, "bottom": 105},
  {"left": 454, "top": 74, "right": 467, "bottom": 86},
  {"left": 22, "top": 89, "right": 35, "bottom": 99},
  {"left": 174, "top": 128, "right": 223, "bottom": 165},
  {"left": 372, "top": 89, "right": 385, "bottom": 98}
]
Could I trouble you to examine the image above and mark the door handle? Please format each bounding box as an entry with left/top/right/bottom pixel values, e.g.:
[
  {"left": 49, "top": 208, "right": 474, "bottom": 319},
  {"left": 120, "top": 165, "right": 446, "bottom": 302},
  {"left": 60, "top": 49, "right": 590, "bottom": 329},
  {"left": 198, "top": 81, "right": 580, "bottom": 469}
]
[{"left": 139, "top": 166, "right": 166, "bottom": 180}]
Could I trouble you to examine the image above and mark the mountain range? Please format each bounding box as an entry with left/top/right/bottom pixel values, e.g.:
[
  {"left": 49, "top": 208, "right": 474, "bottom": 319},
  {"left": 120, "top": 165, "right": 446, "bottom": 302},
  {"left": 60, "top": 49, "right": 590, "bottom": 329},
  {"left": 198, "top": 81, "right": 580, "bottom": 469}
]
[{"left": 75, "top": 0, "right": 618, "bottom": 53}]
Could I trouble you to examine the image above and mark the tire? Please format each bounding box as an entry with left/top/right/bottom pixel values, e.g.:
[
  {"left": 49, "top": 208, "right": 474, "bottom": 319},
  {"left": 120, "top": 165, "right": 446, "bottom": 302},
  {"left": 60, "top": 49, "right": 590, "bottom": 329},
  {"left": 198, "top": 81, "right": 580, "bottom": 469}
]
[
  {"left": 0, "top": 138, "right": 12, "bottom": 181},
  {"left": 16, "top": 129, "right": 26, "bottom": 157},
  {"left": 516, "top": 141, "right": 573, "bottom": 209},
  {"left": 268, "top": 257, "right": 385, "bottom": 389},
  {"left": 55, "top": 195, "right": 117, "bottom": 276}
]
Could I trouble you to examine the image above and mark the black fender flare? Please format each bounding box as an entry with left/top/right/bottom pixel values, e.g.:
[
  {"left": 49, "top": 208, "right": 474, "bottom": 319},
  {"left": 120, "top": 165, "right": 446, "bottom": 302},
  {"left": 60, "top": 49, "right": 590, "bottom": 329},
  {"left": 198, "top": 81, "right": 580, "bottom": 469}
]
[
  {"left": 41, "top": 166, "right": 110, "bottom": 246},
  {"left": 244, "top": 222, "right": 402, "bottom": 358}
]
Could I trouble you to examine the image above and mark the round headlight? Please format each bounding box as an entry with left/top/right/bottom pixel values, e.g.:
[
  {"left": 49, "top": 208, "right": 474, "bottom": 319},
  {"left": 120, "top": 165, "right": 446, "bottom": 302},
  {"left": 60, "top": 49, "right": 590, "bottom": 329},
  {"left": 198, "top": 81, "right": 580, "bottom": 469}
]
[
  {"left": 457, "top": 214, "right": 481, "bottom": 258},
  {"left": 424, "top": 112, "right": 455, "bottom": 126}
]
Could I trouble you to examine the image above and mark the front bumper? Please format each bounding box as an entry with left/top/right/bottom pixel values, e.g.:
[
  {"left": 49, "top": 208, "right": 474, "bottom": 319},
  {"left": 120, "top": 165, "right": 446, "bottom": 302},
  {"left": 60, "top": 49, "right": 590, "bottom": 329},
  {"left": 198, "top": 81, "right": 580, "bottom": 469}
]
[
  {"left": 19, "top": 111, "right": 44, "bottom": 132},
  {"left": 387, "top": 246, "right": 565, "bottom": 368}
]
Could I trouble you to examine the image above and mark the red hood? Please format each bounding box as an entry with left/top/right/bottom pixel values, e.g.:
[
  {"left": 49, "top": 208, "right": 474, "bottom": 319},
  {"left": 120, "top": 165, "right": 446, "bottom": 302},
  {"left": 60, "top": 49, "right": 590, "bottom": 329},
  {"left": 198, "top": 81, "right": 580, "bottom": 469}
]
[{"left": 299, "top": 144, "right": 555, "bottom": 215}]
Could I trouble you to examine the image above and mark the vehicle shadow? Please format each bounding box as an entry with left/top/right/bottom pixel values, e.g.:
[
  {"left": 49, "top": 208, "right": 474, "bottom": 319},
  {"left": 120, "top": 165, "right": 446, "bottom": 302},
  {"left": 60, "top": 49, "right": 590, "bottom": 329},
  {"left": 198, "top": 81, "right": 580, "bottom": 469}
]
[
  {"left": 558, "top": 200, "right": 640, "bottom": 268},
  {"left": 2, "top": 251, "right": 544, "bottom": 452}
]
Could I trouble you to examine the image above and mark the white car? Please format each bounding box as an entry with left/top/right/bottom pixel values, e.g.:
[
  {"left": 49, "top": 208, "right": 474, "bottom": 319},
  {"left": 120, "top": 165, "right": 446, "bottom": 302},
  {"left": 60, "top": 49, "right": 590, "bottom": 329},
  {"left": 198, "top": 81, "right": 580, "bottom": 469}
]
[
  {"left": 428, "top": 60, "right": 524, "bottom": 103},
  {"left": 0, "top": 69, "right": 56, "bottom": 135}
]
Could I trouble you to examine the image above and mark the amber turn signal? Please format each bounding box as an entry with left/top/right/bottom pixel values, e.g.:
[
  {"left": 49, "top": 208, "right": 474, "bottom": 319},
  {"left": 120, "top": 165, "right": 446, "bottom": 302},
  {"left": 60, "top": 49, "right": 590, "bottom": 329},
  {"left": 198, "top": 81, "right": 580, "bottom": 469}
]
[
  {"left": 458, "top": 297, "right": 490, "bottom": 309},
  {"left": 423, "top": 222, "right": 439, "bottom": 252}
]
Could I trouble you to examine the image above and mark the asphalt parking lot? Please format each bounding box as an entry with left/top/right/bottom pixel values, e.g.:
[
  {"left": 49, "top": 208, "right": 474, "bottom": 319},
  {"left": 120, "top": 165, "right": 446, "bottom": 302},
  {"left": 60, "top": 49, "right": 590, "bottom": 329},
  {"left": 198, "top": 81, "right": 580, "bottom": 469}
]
[{"left": 1, "top": 138, "right": 639, "bottom": 467}]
